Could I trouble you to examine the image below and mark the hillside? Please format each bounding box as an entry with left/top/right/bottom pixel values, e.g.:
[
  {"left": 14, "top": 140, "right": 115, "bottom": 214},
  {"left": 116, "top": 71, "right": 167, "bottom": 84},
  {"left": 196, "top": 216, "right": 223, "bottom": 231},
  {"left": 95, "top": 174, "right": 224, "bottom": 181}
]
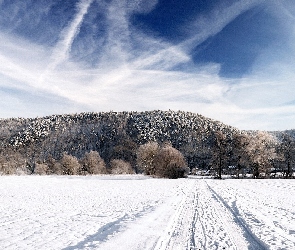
[
  {"left": 269, "top": 129, "right": 295, "bottom": 141},
  {"left": 1, "top": 110, "right": 294, "bottom": 177},
  {"left": 0, "top": 110, "right": 238, "bottom": 173}
]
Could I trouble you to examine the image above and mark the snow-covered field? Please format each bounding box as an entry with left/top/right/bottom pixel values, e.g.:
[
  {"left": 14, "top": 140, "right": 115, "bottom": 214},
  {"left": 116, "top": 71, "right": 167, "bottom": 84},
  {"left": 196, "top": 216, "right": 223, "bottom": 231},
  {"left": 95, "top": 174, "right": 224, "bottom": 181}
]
[{"left": 1, "top": 175, "right": 295, "bottom": 250}]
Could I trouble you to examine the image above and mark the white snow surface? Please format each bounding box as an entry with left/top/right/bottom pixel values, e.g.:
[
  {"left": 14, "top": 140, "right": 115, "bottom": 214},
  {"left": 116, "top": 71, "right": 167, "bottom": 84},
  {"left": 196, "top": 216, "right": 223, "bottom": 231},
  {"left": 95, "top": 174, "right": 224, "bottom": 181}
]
[{"left": 1, "top": 175, "right": 295, "bottom": 250}]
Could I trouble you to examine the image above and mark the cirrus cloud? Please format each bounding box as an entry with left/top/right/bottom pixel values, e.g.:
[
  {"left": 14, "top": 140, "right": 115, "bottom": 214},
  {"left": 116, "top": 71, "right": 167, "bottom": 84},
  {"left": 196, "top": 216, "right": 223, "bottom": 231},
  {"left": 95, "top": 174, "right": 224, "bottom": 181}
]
[{"left": 0, "top": 0, "right": 295, "bottom": 131}]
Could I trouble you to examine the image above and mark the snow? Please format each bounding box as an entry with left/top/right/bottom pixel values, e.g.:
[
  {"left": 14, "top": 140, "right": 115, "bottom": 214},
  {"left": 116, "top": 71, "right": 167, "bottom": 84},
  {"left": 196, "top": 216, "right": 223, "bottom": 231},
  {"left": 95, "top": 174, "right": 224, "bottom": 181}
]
[{"left": 0, "top": 175, "right": 295, "bottom": 249}]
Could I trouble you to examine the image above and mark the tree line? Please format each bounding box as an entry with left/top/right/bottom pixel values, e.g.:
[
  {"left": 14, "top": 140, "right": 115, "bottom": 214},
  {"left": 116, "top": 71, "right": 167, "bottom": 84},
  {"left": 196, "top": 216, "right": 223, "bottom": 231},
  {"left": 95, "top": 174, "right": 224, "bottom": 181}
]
[{"left": 0, "top": 111, "right": 294, "bottom": 178}]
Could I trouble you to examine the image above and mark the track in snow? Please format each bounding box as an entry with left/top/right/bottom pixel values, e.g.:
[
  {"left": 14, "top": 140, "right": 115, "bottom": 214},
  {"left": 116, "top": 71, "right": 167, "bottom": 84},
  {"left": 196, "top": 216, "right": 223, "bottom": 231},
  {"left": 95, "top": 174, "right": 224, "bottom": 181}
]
[
  {"left": 207, "top": 179, "right": 295, "bottom": 250},
  {"left": 151, "top": 178, "right": 294, "bottom": 250},
  {"left": 205, "top": 182, "right": 267, "bottom": 250},
  {"left": 156, "top": 179, "right": 249, "bottom": 250}
]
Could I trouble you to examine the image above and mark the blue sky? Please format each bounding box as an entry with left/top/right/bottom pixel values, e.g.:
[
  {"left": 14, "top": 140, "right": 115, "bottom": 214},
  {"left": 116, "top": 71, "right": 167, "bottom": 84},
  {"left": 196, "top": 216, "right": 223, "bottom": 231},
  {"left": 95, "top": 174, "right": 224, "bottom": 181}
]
[{"left": 0, "top": 0, "right": 295, "bottom": 130}]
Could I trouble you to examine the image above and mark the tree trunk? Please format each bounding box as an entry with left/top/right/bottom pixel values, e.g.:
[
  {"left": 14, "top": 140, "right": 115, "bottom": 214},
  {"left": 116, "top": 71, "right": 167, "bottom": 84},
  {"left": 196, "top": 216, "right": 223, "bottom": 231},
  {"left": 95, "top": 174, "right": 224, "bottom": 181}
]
[
  {"left": 286, "top": 161, "right": 291, "bottom": 179},
  {"left": 218, "top": 152, "right": 222, "bottom": 179}
]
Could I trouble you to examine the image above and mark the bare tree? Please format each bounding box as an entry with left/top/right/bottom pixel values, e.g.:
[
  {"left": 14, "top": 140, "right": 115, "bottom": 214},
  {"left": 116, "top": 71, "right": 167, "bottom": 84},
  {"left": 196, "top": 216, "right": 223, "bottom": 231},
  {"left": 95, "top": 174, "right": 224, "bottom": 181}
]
[
  {"left": 154, "top": 145, "right": 189, "bottom": 179},
  {"left": 60, "top": 153, "right": 80, "bottom": 175},
  {"left": 211, "top": 131, "right": 230, "bottom": 179},
  {"left": 34, "top": 163, "right": 48, "bottom": 175},
  {"left": 278, "top": 133, "right": 295, "bottom": 178},
  {"left": 247, "top": 131, "right": 276, "bottom": 178},
  {"left": 46, "top": 155, "right": 62, "bottom": 175},
  {"left": 25, "top": 144, "right": 38, "bottom": 174},
  {"left": 81, "top": 151, "right": 106, "bottom": 175},
  {"left": 110, "top": 159, "right": 134, "bottom": 174},
  {"left": 136, "top": 142, "right": 160, "bottom": 175},
  {"left": 230, "top": 132, "right": 251, "bottom": 178}
]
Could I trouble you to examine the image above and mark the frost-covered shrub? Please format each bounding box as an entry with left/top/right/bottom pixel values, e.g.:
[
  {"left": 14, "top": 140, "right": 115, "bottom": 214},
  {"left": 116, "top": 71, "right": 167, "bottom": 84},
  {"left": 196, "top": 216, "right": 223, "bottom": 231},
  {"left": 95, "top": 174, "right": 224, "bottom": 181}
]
[
  {"left": 137, "top": 142, "right": 188, "bottom": 178},
  {"left": 247, "top": 131, "right": 276, "bottom": 178},
  {"left": 81, "top": 151, "right": 106, "bottom": 175},
  {"left": 0, "top": 163, "right": 16, "bottom": 175},
  {"left": 46, "top": 156, "right": 62, "bottom": 175},
  {"left": 137, "top": 142, "right": 159, "bottom": 175},
  {"left": 0, "top": 159, "right": 28, "bottom": 175},
  {"left": 154, "top": 145, "right": 189, "bottom": 179},
  {"left": 110, "top": 159, "right": 134, "bottom": 174},
  {"left": 34, "top": 163, "right": 48, "bottom": 175},
  {"left": 60, "top": 153, "right": 80, "bottom": 175}
]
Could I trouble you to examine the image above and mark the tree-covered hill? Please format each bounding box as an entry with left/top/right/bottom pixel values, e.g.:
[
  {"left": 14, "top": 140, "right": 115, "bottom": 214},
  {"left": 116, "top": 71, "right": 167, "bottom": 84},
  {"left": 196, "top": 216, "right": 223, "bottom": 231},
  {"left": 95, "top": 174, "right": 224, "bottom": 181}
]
[
  {"left": 0, "top": 110, "right": 293, "bottom": 178},
  {"left": 0, "top": 111, "right": 235, "bottom": 171}
]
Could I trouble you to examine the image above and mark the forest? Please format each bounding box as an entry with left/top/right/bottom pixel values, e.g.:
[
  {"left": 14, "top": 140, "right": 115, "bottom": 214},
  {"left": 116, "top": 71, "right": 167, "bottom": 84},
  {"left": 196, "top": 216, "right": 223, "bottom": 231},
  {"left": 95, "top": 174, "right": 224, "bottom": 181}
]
[{"left": 0, "top": 110, "right": 294, "bottom": 178}]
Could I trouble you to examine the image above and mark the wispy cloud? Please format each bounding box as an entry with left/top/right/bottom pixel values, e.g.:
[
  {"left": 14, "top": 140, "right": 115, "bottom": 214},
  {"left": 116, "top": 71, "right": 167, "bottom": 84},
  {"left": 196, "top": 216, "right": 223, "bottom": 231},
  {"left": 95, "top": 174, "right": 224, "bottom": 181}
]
[
  {"left": 99, "top": 0, "right": 131, "bottom": 67},
  {"left": 181, "top": 0, "right": 265, "bottom": 50},
  {"left": 0, "top": 0, "right": 295, "bottom": 130},
  {"left": 42, "top": 0, "right": 94, "bottom": 78}
]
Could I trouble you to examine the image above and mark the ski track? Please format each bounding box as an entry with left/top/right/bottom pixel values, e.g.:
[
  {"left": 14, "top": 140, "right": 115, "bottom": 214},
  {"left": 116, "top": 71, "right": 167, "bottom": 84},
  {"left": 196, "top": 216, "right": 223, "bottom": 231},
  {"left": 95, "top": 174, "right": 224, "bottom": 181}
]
[
  {"left": 207, "top": 179, "right": 295, "bottom": 250},
  {"left": 205, "top": 182, "right": 267, "bottom": 250},
  {"left": 0, "top": 176, "right": 295, "bottom": 249}
]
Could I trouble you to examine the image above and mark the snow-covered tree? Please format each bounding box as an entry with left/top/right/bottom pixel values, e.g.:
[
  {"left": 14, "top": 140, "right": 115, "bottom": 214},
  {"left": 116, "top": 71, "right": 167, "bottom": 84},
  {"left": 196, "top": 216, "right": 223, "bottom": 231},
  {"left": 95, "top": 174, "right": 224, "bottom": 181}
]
[
  {"left": 230, "top": 132, "right": 251, "bottom": 178},
  {"left": 60, "top": 153, "right": 80, "bottom": 175},
  {"left": 34, "top": 163, "right": 48, "bottom": 175},
  {"left": 210, "top": 131, "right": 231, "bottom": 179},
  {"left": 81, "top": 150, "right": 106, "bottom": 175},
  {"left": 136, "top": 142, "right": 160, "bottom": 175},
  {"left": 278, "top": 133, "right": 295, "bottom": 178},
  {"left": 110, "top": 159, "right": 134, "bottom": 174},
  {"left": 247, "top": 131, "right": 276, "bottom": 178},
  {"left": 154, "top": 144, "right": 189, "bottom": 179}
]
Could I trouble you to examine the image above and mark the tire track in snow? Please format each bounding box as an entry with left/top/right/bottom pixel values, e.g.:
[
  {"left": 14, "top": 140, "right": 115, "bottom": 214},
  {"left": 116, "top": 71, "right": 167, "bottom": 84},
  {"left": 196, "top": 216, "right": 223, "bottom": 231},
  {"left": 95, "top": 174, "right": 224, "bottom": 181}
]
[
  {"left": 191, "top": 180, "right": 244, "bottom": 250},
  {"left": 155, "top": 179, "right": 247, "bottom": 250},
  {"left": 190, "top": 186, "right": 207, "bottom": 250},
  {"left": 206, "top": 181, "right": 268, "bottom": 250},
  {"left": 96, "top": 180, "right": 196, "bottom": 250},
  {"left": 188, "top": 191, "right": 198, "bottom": 249},
  {"left": 154, "top": 180, "right": 197, "bottom": 250},
  {"left": 210, "top": 180, "right": 295, "bottom": 249}
]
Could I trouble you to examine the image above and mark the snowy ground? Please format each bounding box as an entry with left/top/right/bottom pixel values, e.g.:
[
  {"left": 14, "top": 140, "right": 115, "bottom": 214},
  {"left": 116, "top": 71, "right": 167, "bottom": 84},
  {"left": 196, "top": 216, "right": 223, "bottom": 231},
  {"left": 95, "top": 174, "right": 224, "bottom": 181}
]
[{"left": 1, "top": 175, "right": 295, "bottom": 250}]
